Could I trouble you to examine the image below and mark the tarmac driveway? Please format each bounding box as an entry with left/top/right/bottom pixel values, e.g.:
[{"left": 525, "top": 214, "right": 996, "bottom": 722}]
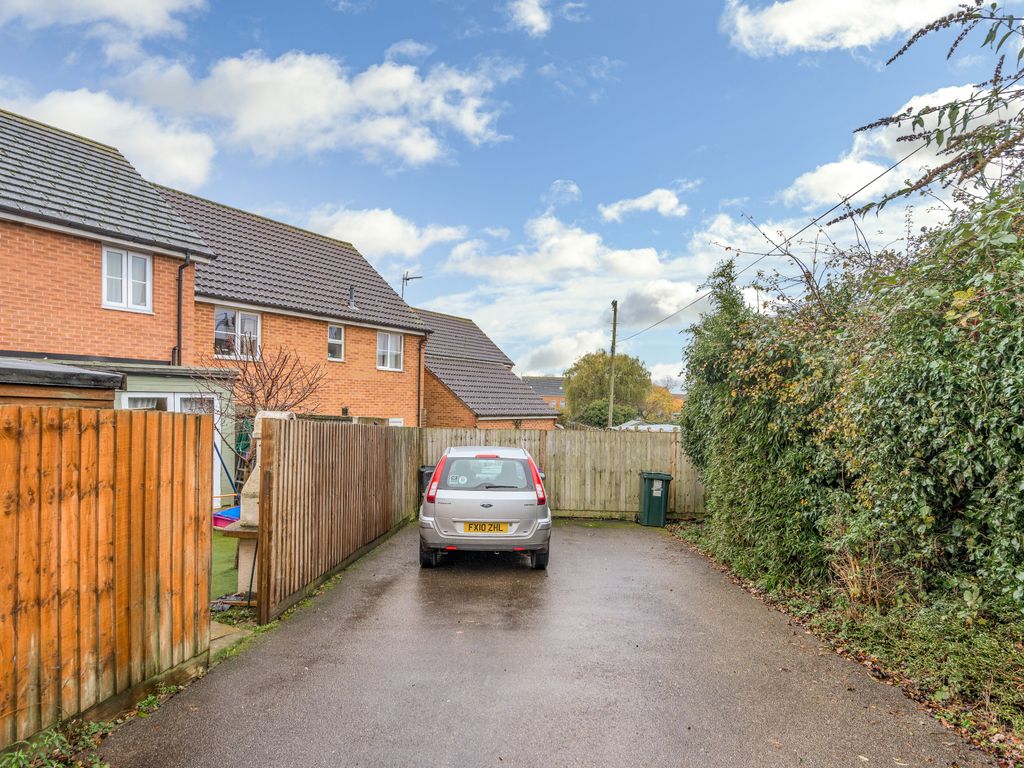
[{"left": 101, "top": 521, "right": 993, "bottom": 768}]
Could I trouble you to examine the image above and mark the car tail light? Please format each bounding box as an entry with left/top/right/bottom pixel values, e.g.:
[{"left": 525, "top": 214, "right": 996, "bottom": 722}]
[
  {"left": 528, "top": 458, "right": 546, "bottom": 506},
  {"left": 475, "top": 453, "right": 500, "bottom": 458},
  {"left": 426, "top": 455, "right": 447, "bottom": 503}
]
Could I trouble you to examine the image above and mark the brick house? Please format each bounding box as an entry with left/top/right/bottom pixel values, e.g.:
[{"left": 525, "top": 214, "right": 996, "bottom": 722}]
[
  {"left": 522, "top": 376, "right": 566, "bottom": 412},
  {"left": 415, "top": 309, "right": 557, "bottom": 429},
  {"left": 158, "top": 188, "right": 428, "bottom": 427},
  {"left": 0, "top": 109, "right": 241, "bottom": 501}
]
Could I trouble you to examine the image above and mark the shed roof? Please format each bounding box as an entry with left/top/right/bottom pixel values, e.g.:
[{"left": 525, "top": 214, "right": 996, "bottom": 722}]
[
  {"left": 0, "top": 109, "right": 211, "bottom": 257},
  {"left": 158, "top": 187, "right": 427, "bottom": 333},
  {"left": 0, "top": 357, "right": 124, "bottom": 389},
  {"left": 426, "top": 355, "right": 557, "bottom": 419}
]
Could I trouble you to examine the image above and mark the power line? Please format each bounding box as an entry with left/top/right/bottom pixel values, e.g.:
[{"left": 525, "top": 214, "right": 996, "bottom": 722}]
[{"left": 617, "top": 142, "right": 927, "bottom": 343}]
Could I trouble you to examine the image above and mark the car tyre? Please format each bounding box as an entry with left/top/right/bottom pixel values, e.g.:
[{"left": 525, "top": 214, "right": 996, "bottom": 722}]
[
  {"left": 531, "top": 548, "right": 549, "bottom": 570},
  {"left": 419, "top": 541, "right": 439, "bottom": 568}
]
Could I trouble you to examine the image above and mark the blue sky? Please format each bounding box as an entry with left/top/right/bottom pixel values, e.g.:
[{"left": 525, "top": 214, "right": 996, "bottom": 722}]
[{"left": 0, "top": 0, "right": 990, "bottom": 386}]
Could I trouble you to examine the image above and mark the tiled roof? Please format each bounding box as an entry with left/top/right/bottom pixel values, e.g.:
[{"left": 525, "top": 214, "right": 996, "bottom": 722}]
[
  {"left": 415, "top": 309, "right": 513, "bottom": 365},
  {"left": 522, "top": 376, "right": 565, "bottom": 397},
  {"left": 0, "top": 109, "right": 211, "bottom": 256},
  {"left": 426, "top": 355, "right": 557, "bottom": 419},
  {"left": 158, "top": 187, "right": 427, "bottom": 333}
]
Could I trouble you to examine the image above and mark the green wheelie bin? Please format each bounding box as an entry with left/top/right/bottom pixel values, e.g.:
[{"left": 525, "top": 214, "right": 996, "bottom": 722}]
[{"left": 637, "top": 471, "right": 672, "bottom": 526}]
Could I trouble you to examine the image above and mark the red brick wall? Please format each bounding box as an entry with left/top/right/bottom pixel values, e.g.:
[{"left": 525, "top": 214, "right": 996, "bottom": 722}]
[
  {"left": 478, "top": 418, "right": 557, "bottom": 430},
  {"left": 0, "top": 219, "right": 193, "bottom": 363},
  {"left": 423, "top": 369, "right": 477, "bottom": 428},
  {"left": 423, "top": 370, "right": 556, "bottom": 430},
  {"left": 194, "top": 302, "right": 423, "bottom": 425},
  {"left": 539, "top": 395, "right": 564, "bottom": 411}
]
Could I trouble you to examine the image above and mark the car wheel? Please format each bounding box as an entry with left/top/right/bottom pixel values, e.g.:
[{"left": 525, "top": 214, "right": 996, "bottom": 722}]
[
  {"left": 419, "top": 541, "right": 439, "bottom": 568},
  {"left": 531, "top": 548, "right": 549, "bottom": 570}
]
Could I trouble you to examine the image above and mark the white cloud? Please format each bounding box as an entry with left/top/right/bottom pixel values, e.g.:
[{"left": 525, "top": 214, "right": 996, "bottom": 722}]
[
  {"left": 0, "top": 0, "right": 203, "bottom": 36},
  {"left": 5, "top": 88, "right": 214, "bottom": 188},
  {"left": 599, "top": 187, "right": 691, "bottom": 222},
  {"left": 446, "top": 213, "right": 661, "bottom": 283},
  {"left": 543, "top": 179, "right": 582, "bottom": 207},
  {"left": 305, "top": 206, "right": 466, "bottom": 262},
  {"left": 0, "top": 0, "right": 204, "bottom": 59},
  {"left": 778, "top": 84, "right": 986, "bottom": 209},
  {"left": 649, "top": 362, "right": 685, "bottom": 390},
  {"left": 507, "top": 0, "right": 552, "bottom": 37},
  {"left": 538, "top": 55, "right": 623, "bottom": 101},
  {"left": 385, "top": 39, "right": 435, "bottom": 60},
  {"left": 122, "top": 50, "right": 521, "bottom": 167},
  {"left": 521, "top": 329, "right": 607, "bottom": 372},
  {"left": 721, "top": 0, "right": 960, "bottom": 57},
  {"left": 507, "top": 0, "right": 586, "bottom": 37}
]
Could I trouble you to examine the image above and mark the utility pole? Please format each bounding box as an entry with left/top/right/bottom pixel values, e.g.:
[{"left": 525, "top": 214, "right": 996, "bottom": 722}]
[
  {"left": 401, "top": 271, "right": 422, "bottom": 299},
  {"left": 607, "top": 299, "right": 618, "bottom": 429}
]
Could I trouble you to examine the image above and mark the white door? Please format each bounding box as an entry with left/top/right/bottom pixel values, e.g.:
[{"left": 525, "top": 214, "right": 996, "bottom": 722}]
[{"left": 174, "top": 394, "right": 223, "bottom": 507}]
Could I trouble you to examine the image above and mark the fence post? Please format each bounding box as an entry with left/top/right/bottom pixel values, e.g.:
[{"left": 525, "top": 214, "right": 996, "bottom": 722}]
[{"left": 256, "top": 420, "right": 276, "bottom": 625}]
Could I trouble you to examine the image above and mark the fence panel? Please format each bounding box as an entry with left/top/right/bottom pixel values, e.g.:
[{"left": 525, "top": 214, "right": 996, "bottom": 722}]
[
  {"left": 257, "top": 422, "right": 421, "bottom": 624},
  {"left": 420, "top": 427, "right": 705, "bottom": 520},
  {"left": 0, "top": 405, "right": 211, "bottom": 751}
]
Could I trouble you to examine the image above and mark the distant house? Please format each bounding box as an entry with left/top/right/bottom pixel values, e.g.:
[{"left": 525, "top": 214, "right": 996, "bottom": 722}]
[
  {"left": 158, "top": 187, "right": 429, "bottom": 427},
  {"left": 415, "top": 309, "right": 557, "bottom": 430},
  {"left": 522, "top": 376, "right": 566, "bottom": 412}
]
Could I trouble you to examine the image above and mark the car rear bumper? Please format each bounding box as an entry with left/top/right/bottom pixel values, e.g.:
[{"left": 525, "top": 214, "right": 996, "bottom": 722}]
[{"left": 419, "top": 514, "right": 552, "bottom": 552}]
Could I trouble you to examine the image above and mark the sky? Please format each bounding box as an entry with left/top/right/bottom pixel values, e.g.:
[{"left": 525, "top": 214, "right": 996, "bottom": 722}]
[{"left": 0, "top": 0, "right": 995, "bottom": 388}]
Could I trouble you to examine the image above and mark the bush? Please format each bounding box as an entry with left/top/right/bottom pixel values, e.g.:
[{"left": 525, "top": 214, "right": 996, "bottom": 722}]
[{"left": 679, "top": 189, "right": 1024, "bottom": 616}]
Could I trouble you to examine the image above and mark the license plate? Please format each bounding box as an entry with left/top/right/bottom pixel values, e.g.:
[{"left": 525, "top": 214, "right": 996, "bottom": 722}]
[{"left": 463, "top": 521, "right": 509, "bottom": 533}]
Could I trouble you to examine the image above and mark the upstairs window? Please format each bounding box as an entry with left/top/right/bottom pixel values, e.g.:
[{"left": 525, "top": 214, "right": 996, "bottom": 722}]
[
  {"left": 376, "top": 332, "right": 403, "bottom": 371},
  {"left": 214, "top": 307, "right": 261, "bottom": 359},
  {"left": 103, "top": 247, "right": 151, "bottom": 312},
  {"left": 328, "top": 325, "right": 345, "bottom": 361}
]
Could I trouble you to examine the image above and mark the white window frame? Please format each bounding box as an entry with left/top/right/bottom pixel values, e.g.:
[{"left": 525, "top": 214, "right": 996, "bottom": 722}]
[
  {"left": 102, "top": 246, "right": 152, "bottom": 313},
  {"left": 376, "top": 331, "right": 404, "bottom": 372},
  {"left": 214, "top": 307, "right": 262, "bottom": 360},
  {"left": 327, "top": 324, "right": 345, "bottom": 362}
]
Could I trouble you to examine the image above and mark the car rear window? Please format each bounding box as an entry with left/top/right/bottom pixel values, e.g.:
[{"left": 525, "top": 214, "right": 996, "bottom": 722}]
[{"left": 439, "top": 457, "right": 531, "bottom": 490}]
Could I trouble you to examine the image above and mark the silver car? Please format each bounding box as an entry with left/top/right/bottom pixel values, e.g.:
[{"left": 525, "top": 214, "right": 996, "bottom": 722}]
[{"left": 418, "top": 446, "right": 552, "bottom": 569}]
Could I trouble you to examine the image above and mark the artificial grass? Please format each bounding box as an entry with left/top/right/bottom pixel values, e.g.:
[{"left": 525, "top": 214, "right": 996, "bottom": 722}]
[{"left": 210, "top": 529, "right": 238, "bottom": 599}]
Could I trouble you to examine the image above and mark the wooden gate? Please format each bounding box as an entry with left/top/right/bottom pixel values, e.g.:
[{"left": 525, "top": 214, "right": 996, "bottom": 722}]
[
  {"left": 0, "top": 406, "right": 213, "bottom": 751},
  {"left": 256, "top": 421, "right": 420, "bottom": 624}
]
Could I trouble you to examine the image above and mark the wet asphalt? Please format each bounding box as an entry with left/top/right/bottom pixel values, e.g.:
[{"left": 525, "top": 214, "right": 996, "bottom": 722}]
[{"left": 100, "top": 522, "right": 994, "bottom": 768}]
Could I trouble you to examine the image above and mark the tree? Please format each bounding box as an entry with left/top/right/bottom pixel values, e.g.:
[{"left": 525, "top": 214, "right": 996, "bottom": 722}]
[
  {"left": 563, "top": 350, "right": 651, "bottom": 416},
  {"left": 193, "top": 345, "right": 328, "bottom": 480},
  {"left": 573, "top": 400, "right": 639, "bottom": 428},
  {"left": 641, "top": 386, "right": 678, "bottom": 423}
]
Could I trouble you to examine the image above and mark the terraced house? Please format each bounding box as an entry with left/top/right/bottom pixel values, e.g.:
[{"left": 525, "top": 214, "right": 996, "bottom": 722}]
[{"left": 159, "top": 188, "right": 428, "bottom": 427}]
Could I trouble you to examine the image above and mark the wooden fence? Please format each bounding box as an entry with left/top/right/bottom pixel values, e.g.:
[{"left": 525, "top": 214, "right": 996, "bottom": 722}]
[
  {"left": 420, "top": 428, "right": 704, "bottom": 520},
  {"left": 256, "top": 421, "right": 420, "bottom": 623},
  {"left": 0, "top": 406, "right": 212, "bottom": 752}
]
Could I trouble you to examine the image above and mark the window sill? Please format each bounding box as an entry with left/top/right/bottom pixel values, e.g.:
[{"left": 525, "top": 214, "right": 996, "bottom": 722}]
[
  {"left": 102, "top": 304, "right": 154, "bottom": 315},
  {"left": 328, "top": 357, "right": 346, "bottom": 363},
  {"left": 376, "top": 366, "right": 404, "bottom": 372},
  {"left": 214, "top": 354, "right": 261, "bottom": 362}
]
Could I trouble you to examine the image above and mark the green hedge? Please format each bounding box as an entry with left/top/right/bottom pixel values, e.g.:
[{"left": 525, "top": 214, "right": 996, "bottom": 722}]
[{"left": 680, "top": 189, "right": 1024, "bottom": 617}]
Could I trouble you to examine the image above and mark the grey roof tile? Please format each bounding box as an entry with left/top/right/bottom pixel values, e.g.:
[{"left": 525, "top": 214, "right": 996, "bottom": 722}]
[
  {"left": 0, "top": 109, "right": 211, "bottom": 256},
  {"left": 158, "top": 187, "right": 427, "bottom": 333},
  {"left": 426, "top": 355, "right": 557, "bottom": 418},
  {"left": 415, "top": 308, "right": 513, "bottom": 365},
  {"left": 522, "top": 376, "right": 565, "bottom": 397}
]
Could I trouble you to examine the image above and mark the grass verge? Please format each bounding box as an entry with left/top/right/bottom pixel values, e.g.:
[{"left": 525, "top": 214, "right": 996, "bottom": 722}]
[{"left": 670, "top": 521, "right": 1024, "bottom": 768}]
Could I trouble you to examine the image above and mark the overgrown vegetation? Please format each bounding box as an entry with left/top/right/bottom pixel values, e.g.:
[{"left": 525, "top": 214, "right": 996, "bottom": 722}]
[{"left": 678, "top": 2, "right": 1024, "bottom": 756}]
